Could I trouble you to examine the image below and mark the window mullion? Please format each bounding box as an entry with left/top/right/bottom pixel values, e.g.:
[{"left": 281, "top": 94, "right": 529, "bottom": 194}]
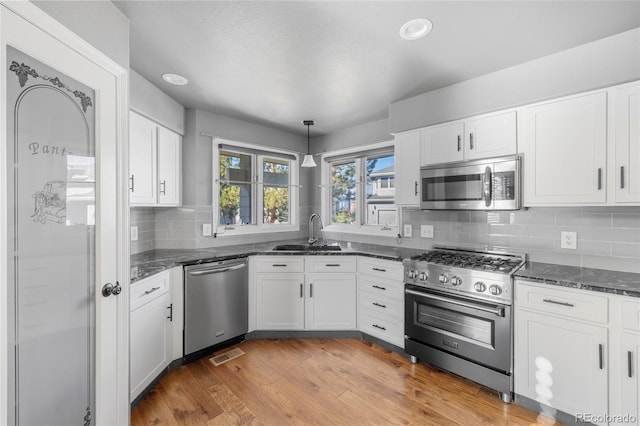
[{"left": 253, "top": 154, "right": 260, "bottom": 226}]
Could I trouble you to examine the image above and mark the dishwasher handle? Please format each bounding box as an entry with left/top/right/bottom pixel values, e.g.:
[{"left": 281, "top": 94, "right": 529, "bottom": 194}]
[{"left": 187, "top": 262, "right": 247, "bottom": 276}]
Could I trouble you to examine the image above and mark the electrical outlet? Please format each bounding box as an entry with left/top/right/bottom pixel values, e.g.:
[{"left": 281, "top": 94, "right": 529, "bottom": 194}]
[
  {"left": 561, "top": 231, "right": 577, "bottom": 249},
  {"left": 130, "top": 226, "right": 138, "bottom": 241},
  {"left": 421, "top": 225, "right": 434, "bottom": 239},
  {"left": 202, "top": 223, "right": 212, "bottom": 237},
  {"left": 403, "top": 224, "right": 412, "bottom": 237}
]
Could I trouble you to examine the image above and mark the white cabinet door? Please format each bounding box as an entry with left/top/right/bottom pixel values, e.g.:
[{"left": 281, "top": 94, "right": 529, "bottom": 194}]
[
  {"left": 256, "top": 273, "right": 305, "bottom": 330},
  {"left": 157, "top": 126, "right": 181, "bottom": 206},
  {"left": 619, "top": 332, "right": 640, "bottom": 426},
  {"left": 464, "top": 110, "right": 517, "bottom": 160},
  {"left": 130, "top": 111, "right": 158, "bottom": 205},
  {"left": 515, "top": 309, "right": 608, "bottom": 424},
  {"left": 306, "top": 273, "right": 356, "bottom": 330},
  {"left": 394, "top": 131, "right": 421, "bottom": 206},
  {"left": 421, "top": 121, "right": 464, "bottom": 165},
  {"left": 522, "top": 91, "right": 607, "bottom": 205},
  {"left": 130, "top": 290, "right": 171, "bottom": 401},
  {"left": 613, "top": 82, "right": 640, "bottom": 203}
]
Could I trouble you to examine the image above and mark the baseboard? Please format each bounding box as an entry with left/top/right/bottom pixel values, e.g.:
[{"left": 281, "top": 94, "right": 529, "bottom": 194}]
[{"left": 514, "top": 394, "right": 593, "bottom": 426}]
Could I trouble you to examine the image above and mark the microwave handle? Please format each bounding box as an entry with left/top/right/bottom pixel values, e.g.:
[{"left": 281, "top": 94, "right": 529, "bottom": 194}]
[{"left": 483, "top": 166, "right": 492, "bottom": 207}]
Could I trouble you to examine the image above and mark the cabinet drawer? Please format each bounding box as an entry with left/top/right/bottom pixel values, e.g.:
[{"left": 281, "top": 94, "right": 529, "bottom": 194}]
[
  {"left": 622, "top": 299, "right": 640, "bottom": 332},
  {"left": 307, "top": 256, "right": 357, "bottom": 273},
  {"left": 358, "top": 275, "right": 404, "bottom": 301},
  {"left": 515, "top": 280, "right": 608, "bottom": 324},
  {"left": 255, "top": 256, "right": 305, "bottom": 273},
  {"left": 131, "top": 271, "right": 169, "bottom": 311},
  {"left": 358, "top": 309, "right": 404, "bottom": 347},
  {"left": 358, "top": 290, "right": 403, "bottom": 320},
  {"left": 357, "top": 257, "right": 403, "bottom": 281}
]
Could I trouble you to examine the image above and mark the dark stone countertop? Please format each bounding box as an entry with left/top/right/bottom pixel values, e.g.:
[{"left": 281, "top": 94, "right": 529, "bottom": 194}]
[
  {"left": 130, "top": 240, "right": 421, "bottom": 283},
  {"left": 514, "top": 261, "right": 640, "bottom": 298}
]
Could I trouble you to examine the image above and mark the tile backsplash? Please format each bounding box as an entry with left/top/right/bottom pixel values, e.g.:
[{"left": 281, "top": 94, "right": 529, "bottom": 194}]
[{"left": 132, "top": 205, "right": 640, "bottom": 274}]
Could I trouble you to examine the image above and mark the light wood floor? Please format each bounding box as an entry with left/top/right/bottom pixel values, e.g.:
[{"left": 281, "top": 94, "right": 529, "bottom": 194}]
[{"left": 131, "top": 338, "right": 564, "bottom": 425}]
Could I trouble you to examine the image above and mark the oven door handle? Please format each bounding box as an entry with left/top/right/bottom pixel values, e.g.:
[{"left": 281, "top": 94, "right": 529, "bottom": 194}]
[
  {"left": 483, "top": 166, "right": 492, "bottom": 207},
  {"left": 405, "top": 288, "right": 505, "bottom": 316}
]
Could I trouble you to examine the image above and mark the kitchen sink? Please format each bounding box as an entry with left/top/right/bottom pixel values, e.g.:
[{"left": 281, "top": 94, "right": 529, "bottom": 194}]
[{"left": 272, "top": 244, "right": 342, "bottom": 252}]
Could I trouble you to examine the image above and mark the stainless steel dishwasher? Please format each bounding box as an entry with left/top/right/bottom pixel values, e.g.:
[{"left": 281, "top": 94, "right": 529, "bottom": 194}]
[{"left": 184, "top": 258, "right": 248, "bottom": 360}]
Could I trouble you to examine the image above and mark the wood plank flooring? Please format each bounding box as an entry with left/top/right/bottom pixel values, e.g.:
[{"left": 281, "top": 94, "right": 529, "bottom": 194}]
[{"left": 131, "top": 338, "right": 564, "bottom": 425}]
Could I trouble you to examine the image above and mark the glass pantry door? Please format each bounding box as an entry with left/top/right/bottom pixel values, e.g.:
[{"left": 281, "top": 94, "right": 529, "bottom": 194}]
[{"left": 2, "top": 4, "right": 127, "bottom": 425}]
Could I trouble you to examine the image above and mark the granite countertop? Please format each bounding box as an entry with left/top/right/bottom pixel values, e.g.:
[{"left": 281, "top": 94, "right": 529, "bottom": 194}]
[
  {"left": 130, "top": 240, "right": 421, "bottom": 283},
  {"left": 514, "top": 261, "right": 640, "bottom": 298}
]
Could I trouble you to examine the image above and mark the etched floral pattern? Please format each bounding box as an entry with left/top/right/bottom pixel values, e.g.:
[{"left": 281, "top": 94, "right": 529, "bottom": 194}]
[{"left": 9, "top": 60, "right": 93, "bottom": 113}]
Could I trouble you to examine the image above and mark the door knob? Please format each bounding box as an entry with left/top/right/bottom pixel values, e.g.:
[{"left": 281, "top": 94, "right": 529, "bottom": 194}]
[{"left": 102, "top": 282, "right": 122, "bottom": 297}]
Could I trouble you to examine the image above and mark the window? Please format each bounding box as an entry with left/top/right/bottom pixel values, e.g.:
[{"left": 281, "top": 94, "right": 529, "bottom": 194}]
[
  {"left": 323, "top": 144, "right": 396, "bottom": 233},
  {"left": 214, "top": 140, "right": 298, "bottom": 235}
]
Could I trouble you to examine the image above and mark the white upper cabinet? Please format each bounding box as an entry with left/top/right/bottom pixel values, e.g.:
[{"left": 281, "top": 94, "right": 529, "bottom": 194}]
[
  {"left": 420, "top": 110, "right": 517, "bottom": 166},
  {"left": 129, "top": 111, "right": 157, "bottom": 205},
  {"left": 157, "top": 126, "right": 181, "bottom": 205},
  {"left": 521, "top": 91, "right": 608, "bottom": 205},
  {"left": 394, "top": 130, "right": 421, "bottom": 206},
  {"left": 612, "top": 81, "right": 640, "bottom": 203},
  {"left": 464, "top": 110, "right": 517, "bottom": 160},
  {"left": 130, "top": 111, "right": 182, "bottom": 206},
  {"left": 421, "top": 121, "right": 465, "bottom": 165}
]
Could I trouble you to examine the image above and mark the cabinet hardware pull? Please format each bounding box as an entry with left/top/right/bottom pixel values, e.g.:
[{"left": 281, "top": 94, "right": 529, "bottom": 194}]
[
  {"left": 599, "top": 344, "right": 604, "bottom": 370},
  {"left": 272, "top": 264, "right": 287, "bottom": 267},
  {"left": 310, "top": 283, "right": 313, "bottom": 298},
  {"left": 457, "top": 135, "right": 461, "bottom": 152},
  {"left": 542, "top": 298, "right": 574, "bottom": 307},
  {"left": 129, "top": 175, "right": 135, "bottom": 192},
  {"left": 372, "top": 268, "right": 386, "bottom": 272},
  {"left": 414, "top": 181, "right": 418, "bottom": 196},
  {"left": 629, "top": 351, "right": 633, "bottom": 378},
  {"left": 372, "top": 302, "right": 387, "bottom": 309},
  {"left": 621, "top": 166, "right": 625, "bottom": 189},
  {"left": 597, "top": 168, "right": 602, "bottom": 190},
  {"left": 469, "top": 133, "right": 474, "bottom": 150},
  {"left": 160, "top": 180, "right": 166, "bottom": 195},
  {"left": 167, "top": 303, "right": 173, "bottom": 322},
  {"left": 300, "top": 283, "right": 303, "bottom": 298},
  {"left": 144, "top": 286, "right": 160, "bottom": 296},
  {"left": 372, "top": 324, "right": 387, "bottom": 331},
  {"left": 372, "top": 285, "right": 386, "bottom": 290},
  {"left": 325, "top": 264, "right": 341, "bottom": 267}
]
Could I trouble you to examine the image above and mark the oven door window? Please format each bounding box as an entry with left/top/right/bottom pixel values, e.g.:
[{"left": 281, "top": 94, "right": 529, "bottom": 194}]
[
  {"left": 422, "top": 174, "right": 482, "bottom": 201},
  {"left": 417, "top": 303, "right": 493, "bottom": 346}
]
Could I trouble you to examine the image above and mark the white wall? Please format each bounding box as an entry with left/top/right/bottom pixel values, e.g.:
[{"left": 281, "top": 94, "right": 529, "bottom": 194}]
[
  {"left": 32, "top": 1, "right": 129, "bottom": 70},
  {"left": 389, "top": 27, "right": 640, "bottom": 133},
  {"left": 130, "top": 69, "right": 185, "bottom": 135}
]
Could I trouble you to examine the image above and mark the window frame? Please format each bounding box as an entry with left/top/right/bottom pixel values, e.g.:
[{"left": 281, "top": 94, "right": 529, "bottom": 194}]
[
  {"left": 320, "top": 140, "right": 398, "bottom": 237},
  {"left": 212, "top": 138, "right": 300, "bottom": 236}
]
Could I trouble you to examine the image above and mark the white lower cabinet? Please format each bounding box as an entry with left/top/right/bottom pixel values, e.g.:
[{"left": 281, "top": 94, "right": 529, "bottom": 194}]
[
  {"left": 130, "top": 270, "right": 172, "bottom": 402},
  {"left": 254, "top": 255, "right": 356, "bottom": 331},
  {"left": 306, "top": 273, "right": 356, "bottom": 330},
  {"left": 256, "top": 273, "right": 305, "bottom": 330},
  {"left": 357, "top": 257, "right": 405, "bottom": 347},
  {"left": 515, "top": 280, "right": 640, "bottom": 426}
]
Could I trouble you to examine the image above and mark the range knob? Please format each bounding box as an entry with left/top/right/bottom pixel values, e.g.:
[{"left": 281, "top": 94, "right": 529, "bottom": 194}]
[
  {"left": 419, "top": 272, "right": 428, "bottom": 281},
  {"left": 451, "top": 276, "right": 463, "bottom": 287},
  {"left": 439, "top": 273, "right": 449, "bottom": 284},
  {"left": 489, "top": 285, "right": 502, "bottom": 296},
  {"left": 407, "top": 270, "right": 417, "bottom": 279},
  {"left": 474, "top": 281, "right": 486, "bottom": 292}
]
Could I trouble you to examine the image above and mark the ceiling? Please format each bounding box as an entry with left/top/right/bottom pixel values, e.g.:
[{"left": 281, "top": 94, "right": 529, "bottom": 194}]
[{"left": 113, "top": 1, "right": 640, "bottom": 137}]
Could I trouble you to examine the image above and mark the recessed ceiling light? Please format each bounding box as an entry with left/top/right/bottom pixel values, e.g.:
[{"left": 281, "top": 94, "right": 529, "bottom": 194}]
[
  {"left": 162, "top": 73, "right": 188, "bottom": 85},
  {"left": 399, "top": 18, "right": 433, "bottom": 41}
]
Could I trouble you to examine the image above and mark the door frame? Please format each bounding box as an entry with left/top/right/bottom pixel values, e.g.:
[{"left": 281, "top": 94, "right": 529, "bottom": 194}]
[{"left": 0, "top": 1, "right": 130, "bottom": 424}]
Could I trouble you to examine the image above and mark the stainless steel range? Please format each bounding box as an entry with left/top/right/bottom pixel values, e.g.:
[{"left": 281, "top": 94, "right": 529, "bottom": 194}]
[{"left": 403, "top": 246, "right": 525, "bottom": 403}]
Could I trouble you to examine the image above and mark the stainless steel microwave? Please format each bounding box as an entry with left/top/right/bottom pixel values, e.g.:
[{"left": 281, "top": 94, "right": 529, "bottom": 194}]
[{"left": 420, "top": 155, "right": 521, "bottom": 210}]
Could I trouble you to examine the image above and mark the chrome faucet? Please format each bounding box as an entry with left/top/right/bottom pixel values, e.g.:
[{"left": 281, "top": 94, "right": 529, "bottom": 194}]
[{"left": 308, "top": 213, "right": 324, "bottom": 245}]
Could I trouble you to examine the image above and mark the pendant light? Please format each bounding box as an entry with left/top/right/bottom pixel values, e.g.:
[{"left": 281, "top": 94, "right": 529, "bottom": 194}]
[{"left": 301, "top": 120, "right": 317, "bottom": 168}]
